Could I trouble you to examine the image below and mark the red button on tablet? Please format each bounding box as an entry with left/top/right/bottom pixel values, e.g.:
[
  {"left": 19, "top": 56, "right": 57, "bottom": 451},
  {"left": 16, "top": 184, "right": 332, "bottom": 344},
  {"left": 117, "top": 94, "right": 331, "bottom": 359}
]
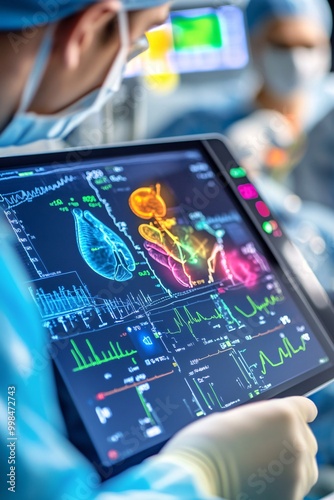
[
  {"left": 238, "top": 184, "right": 259, "bottom": 200},
  {"left": 108, "top": 449, "right": 119, "bottom": 461},
  {"left": 270, "top": 220, "right": 279, "bottom": 231},
  {"left": 255, "top": 201, "right": 271, "bottom": 218},
  {"left": 274, "top": 229, "right": 283, "bottom": 238}
]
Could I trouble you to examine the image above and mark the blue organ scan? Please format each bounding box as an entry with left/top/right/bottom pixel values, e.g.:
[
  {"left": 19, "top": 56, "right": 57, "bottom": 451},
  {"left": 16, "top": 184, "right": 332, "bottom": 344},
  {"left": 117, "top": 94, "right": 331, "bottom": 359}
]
[
  {"left": 1, "top": 137, "right": 334, "bottom": 476},
  {"left": 73, "top": 209, "right": 136, "bottom": 281}
]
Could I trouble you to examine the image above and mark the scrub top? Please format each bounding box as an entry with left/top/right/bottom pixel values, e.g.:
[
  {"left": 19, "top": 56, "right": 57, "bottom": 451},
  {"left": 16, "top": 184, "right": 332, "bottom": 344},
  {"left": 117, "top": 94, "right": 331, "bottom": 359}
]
[{"left": 0, "top": 221, "right": 221, "bottom": 500}]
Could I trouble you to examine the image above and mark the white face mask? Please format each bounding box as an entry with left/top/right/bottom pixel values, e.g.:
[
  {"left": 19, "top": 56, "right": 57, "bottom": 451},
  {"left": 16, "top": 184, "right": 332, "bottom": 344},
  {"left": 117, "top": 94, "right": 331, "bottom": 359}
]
[
  {"left": 259, "top": 44, "right": 332, "bottom": 98},
  {"left": 0, "top": 9, "right": 130, "bottom": 147}
]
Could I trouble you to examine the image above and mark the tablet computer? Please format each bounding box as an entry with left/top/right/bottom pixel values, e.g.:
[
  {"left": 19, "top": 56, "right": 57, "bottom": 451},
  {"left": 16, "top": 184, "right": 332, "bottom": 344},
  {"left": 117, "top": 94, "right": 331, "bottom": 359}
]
[{"left": 1, "top": 135, "right": 334, "bottom": 478}]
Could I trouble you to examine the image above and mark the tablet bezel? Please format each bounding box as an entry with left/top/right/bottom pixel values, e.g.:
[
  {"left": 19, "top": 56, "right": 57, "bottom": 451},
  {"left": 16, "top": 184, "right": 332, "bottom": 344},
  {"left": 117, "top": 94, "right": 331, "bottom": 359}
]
[{"left": 1, "top": 134, "right": 334, "bottom": 478}]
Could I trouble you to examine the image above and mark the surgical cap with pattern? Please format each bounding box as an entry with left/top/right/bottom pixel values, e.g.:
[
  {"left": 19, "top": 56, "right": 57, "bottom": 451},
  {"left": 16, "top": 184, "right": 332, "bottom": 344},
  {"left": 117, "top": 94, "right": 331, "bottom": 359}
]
[
  {"left": 0, "top": 0, "right": 168, "bottom": 30},
  {"left": 246, "top": 0, "right": 333, "bottom": 36}
]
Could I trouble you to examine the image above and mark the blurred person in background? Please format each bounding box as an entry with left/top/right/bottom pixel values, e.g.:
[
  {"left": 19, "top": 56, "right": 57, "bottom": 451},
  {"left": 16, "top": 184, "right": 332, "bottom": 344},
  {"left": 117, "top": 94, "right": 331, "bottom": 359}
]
[
  {"left": 226, "top": 0, "right": 333, "bottom": 179},
  {"left": 157, "top": 0, "right": 334, "bottom": 181}
]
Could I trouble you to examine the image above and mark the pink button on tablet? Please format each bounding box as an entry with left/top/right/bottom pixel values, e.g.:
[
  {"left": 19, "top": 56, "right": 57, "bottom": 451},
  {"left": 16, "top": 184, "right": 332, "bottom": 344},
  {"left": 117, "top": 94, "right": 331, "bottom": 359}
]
[
  {"left": 238, "top": 183, "right": 259, "bottom": 200},
  {"left": 255, "top": 201, "right": 271, "bottom": 218}
]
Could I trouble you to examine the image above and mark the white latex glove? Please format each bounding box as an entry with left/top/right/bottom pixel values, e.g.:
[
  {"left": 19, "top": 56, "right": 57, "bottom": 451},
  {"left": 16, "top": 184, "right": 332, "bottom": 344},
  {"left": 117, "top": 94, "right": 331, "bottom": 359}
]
[{"left": 160, "top": 397, "right": 318, "bottom": 500}]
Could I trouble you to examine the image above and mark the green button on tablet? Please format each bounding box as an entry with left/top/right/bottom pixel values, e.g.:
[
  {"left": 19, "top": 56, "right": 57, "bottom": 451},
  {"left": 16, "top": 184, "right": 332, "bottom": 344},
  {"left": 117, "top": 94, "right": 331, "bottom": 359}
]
[
  {"left": 230, "top": 167, "right": 246, "bottom": 179},
  {"left": 262, "top": 221, "right": 273, "bottom": 234}
]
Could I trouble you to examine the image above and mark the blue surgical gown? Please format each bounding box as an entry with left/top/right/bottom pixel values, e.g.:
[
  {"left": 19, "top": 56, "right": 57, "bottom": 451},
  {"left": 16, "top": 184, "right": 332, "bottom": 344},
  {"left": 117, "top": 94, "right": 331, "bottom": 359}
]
[{"left": 0, "top": 222, "right": 222, "bottom": 500}]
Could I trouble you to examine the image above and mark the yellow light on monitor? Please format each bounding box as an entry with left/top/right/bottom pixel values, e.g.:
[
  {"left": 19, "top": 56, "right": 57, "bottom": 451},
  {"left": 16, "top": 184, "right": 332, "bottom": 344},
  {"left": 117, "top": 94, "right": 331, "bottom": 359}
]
[{"left": 142, "top": 26, "right": 180, "bottom": 94}]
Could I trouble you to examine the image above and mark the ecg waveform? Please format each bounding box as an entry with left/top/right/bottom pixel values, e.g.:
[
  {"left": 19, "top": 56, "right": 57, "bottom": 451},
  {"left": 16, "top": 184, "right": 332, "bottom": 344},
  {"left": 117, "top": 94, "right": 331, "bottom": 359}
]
[
  {"left": 70, "top": 338, "right": 137, "bottom": 372},
  {"left": 168, "top": 306, "right": 225, "bottom": 337},
  {"left": 96, "top": 370, "right": 175, "bottom": 400},
  {"left": 235, "top": 294, "right": 284, "bottom": 318},
  {"left": 193, "top": 378, "right": 223, "bottom": 410},
  {"left": 259, "top": 336, "right": 307, "bottom": 375},
  {"left": 0, "top": 175, "right": 77, "bottom": 208},
  {"left": 31, "top": 285, "right": 92, "bottom": 318},
  {"left": 106, "top": 291, "right": 153, "bottom": 320},
  {"left": 136, "top": 387, "right": 154, "bottom": 425},
  {"left": 251, "top": 324, "right": 284, "bottom": 339},
  {"left": 30, "top": 278, "right": 155, "bottom": 335},
  {"left": 166, "top": 301, "right": 240, "bottom": 337},
  {"left": 198, "top": 347, "right": 233, "bottom": 362}
]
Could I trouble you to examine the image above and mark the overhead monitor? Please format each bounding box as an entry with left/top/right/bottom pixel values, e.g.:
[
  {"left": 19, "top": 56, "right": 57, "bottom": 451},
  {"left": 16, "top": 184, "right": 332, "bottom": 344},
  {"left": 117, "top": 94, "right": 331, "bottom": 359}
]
[{"left": 125, "top": 4, "right": 249, "bottom": 78}]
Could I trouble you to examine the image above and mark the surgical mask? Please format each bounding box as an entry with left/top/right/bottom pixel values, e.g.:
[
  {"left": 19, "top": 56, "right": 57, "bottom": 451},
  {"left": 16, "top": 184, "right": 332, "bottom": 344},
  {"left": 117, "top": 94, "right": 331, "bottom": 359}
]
[
  {"left": 0, "top": 9, "right": 130, "bottom": 147},
  {"left": 259, "top": 44, "right": 332, "bottom": 98}
]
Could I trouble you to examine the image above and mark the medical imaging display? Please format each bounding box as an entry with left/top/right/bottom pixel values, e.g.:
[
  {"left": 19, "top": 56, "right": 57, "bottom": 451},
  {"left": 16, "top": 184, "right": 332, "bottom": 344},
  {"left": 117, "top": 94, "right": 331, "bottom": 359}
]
[{"left": 0, "top": 145, "right": 332, "bottom": 469}]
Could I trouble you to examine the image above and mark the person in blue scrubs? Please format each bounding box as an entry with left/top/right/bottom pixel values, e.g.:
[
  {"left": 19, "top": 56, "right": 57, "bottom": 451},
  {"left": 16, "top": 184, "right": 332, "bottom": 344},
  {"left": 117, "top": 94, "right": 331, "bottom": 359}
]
[
  {"left": 225, "top": 0, "right": 333, "bottom": 180},
  {"left": 0, "top": 1, "right": 323, "bottom": 499}
]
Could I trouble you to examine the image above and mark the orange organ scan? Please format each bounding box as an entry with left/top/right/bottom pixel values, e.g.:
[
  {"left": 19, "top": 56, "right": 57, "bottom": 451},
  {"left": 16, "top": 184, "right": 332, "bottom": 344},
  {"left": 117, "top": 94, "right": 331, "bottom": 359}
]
[
  {"left": 138, "top": 223, "right": 207, "bottom": 264},
  {"left": 129, "top": 184, "right": 166, "bottom": 219}
]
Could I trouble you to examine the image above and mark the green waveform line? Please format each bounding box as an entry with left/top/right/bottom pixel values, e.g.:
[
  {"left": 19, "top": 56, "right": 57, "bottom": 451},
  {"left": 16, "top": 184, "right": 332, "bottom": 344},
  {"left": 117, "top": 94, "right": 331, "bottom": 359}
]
[
  {"left": 208, "top": 392, "right": 215, "bottom": 406},
  {"left": 193, "top": 378, "right": 211, "bottom": 409},
  {"left": 235, "top": 294, "right": 284, "bottom": 318},
  {"left": 71, "top": 338, "right": 137, "bottom": 372},
  {"left": 260, "top": 336, "right": 307, "bottom": 375},
  {"left": 230, "top": 352, "right": 251, "bottom": 385},
  {"left": 167, "top": 303, "right": 238, "bottom": 337},
  {"left": 210, "top": 383, "right": 223, "bottom": 408},
  {"left": 136, "top": 387, "right": 155, "bottom": 426}
]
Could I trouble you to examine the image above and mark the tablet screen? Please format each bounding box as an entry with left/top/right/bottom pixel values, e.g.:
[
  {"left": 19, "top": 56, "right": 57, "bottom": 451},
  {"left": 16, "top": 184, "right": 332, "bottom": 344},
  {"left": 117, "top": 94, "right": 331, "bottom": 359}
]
[{"left": 1, "top": 138, "right": 333, "bottom": 473}]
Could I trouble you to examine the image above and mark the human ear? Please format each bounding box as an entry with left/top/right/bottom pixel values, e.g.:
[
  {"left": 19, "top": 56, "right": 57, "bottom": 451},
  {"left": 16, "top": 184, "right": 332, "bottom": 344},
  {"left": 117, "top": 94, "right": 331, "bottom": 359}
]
[{"left": 54, "top": 0, "right": 121, "bottom": 70}]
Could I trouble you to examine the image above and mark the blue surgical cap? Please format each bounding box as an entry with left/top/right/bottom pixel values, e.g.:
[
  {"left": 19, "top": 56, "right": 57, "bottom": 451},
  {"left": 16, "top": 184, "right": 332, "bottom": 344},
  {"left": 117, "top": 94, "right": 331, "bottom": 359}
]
[
  {"left": 246, "top": 0, "right": 333, "bottom": 36},
  {"left": 0, "top": 0, "right": 168, "bottom": 30}
]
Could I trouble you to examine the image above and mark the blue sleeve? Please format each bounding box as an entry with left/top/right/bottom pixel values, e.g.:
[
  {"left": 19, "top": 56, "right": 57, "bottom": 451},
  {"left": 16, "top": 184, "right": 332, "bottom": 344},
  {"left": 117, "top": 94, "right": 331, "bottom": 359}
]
[
  {"left": 309, "top": 383, "right": 334, "bottom": 467},
  {"left": 98, "top": 458, "right": 218, "bottom": 500},
  {"left": 0, "top": 221, "right": 220, "bottom": 500}
]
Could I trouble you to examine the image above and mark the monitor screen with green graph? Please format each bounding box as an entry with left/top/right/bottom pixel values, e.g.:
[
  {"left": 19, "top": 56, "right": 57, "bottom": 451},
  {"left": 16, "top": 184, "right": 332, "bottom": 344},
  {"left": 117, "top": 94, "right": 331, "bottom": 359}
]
[{"left": 125, "top": 4, "right": 249, "bottom": 77}]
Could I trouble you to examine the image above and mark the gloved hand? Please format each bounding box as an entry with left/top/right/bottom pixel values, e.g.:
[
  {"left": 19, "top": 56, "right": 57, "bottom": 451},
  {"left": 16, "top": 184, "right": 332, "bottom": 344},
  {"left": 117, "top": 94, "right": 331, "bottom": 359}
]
[{"left": 160, "top": 396, "right": 318, "bottom": 500}]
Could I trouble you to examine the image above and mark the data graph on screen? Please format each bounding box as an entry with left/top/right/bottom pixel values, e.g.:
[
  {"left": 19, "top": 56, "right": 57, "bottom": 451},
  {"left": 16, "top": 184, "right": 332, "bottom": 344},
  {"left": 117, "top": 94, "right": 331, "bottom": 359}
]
[{"left": 0, "top": 146, "right": 330, "bottom": 468}]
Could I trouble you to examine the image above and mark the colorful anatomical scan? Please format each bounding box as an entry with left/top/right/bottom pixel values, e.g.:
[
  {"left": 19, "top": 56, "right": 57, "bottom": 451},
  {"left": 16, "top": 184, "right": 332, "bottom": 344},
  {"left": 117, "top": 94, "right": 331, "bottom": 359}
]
[{"left": 129, "top": 183, "right": 267, "bottom": 290}]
